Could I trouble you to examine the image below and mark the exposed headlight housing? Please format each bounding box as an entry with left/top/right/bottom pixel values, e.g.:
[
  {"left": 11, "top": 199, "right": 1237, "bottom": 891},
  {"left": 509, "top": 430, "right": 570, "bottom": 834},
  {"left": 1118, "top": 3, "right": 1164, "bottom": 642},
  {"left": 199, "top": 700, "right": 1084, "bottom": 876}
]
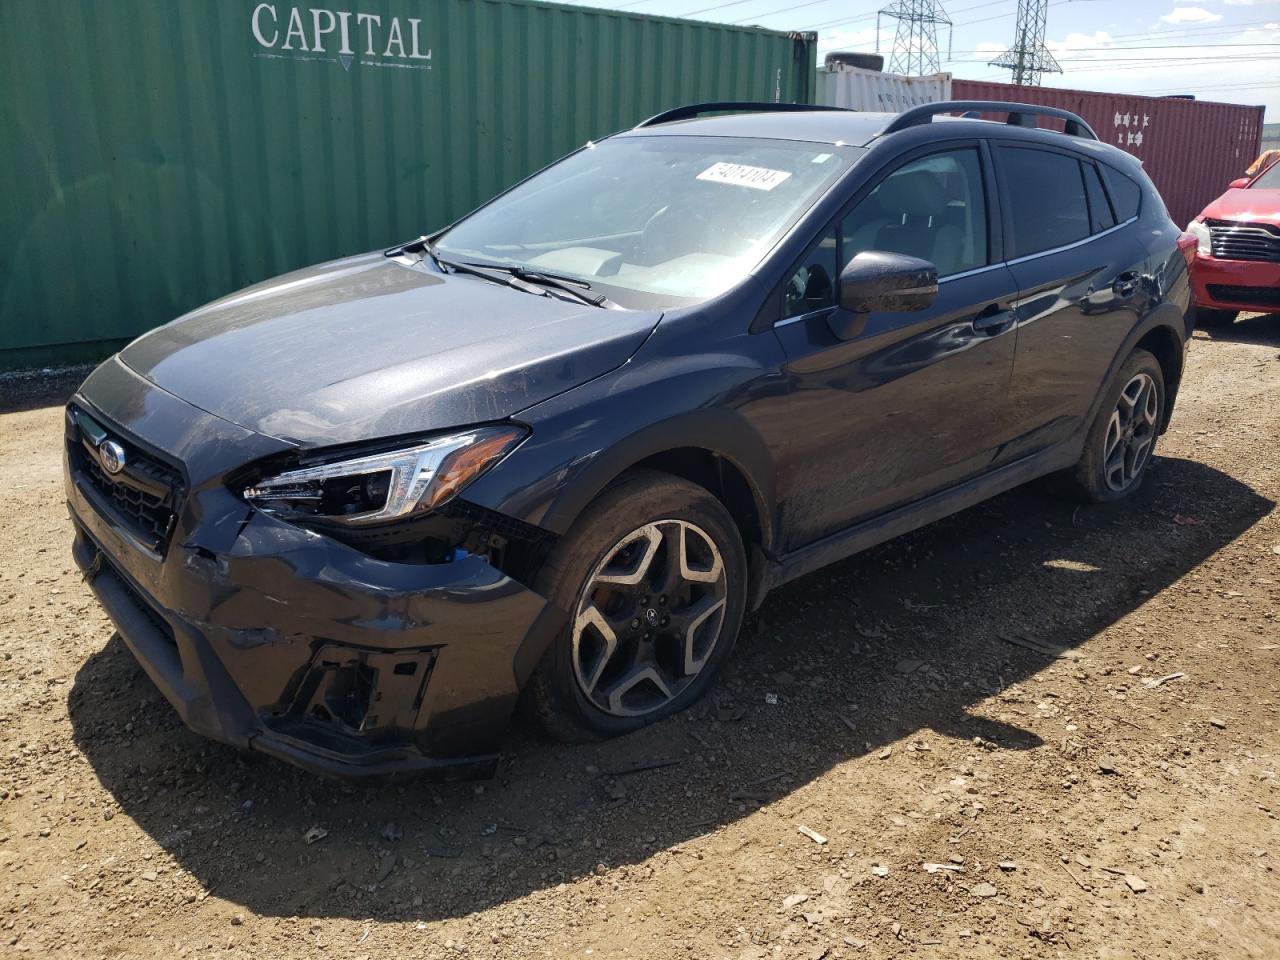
[
  {"left": 243, "top": 425, "right": 526, "bottom": 525},
  {"left": 1185, "top": 219, "right": 1211, "bottom": 257}
]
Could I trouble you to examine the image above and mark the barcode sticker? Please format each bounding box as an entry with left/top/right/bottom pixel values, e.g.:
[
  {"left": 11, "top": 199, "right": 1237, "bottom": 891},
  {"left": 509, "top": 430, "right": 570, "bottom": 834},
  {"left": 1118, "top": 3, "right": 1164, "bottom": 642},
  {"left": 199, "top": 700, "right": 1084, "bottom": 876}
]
[{"left": 697, "top": 162, "right": 792, "bottom": 191}]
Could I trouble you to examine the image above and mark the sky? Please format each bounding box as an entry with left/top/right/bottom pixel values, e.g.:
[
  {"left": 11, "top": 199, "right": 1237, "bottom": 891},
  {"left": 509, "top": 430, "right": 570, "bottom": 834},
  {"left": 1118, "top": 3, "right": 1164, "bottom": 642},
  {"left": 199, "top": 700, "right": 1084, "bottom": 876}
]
[{"left": 558, "top": 0, "right": 1280, "bottom": 122}]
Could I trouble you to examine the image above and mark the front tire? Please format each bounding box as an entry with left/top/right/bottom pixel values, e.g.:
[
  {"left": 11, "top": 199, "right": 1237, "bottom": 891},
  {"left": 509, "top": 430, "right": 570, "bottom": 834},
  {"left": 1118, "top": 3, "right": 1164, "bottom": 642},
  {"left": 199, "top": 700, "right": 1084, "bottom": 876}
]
[
  {"left": 1059, "top": 348, "right": 1165, "bottom": 504},
  {"left": 525, "top": 470, "right": 747, "bottom": 742}
]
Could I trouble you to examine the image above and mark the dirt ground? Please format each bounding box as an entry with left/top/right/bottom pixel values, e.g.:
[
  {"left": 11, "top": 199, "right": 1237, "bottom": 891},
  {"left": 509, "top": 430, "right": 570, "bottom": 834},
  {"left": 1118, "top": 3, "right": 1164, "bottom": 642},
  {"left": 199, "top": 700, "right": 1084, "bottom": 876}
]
[{"left": 1, "top": 318, "right": 1278, "bottom": 960}]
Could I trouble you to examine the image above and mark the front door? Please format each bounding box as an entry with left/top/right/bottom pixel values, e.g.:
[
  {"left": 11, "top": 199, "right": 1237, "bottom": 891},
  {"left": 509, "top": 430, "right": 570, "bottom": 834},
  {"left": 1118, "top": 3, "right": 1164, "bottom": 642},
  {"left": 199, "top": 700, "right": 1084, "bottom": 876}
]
[{"left": 770, "top": 144, "right": 1019, "bottom": 551}]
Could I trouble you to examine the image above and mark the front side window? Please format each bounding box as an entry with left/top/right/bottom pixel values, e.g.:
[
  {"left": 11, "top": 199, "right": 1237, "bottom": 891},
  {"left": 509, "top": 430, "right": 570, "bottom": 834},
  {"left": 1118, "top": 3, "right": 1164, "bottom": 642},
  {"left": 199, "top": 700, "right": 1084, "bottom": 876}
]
[
  {"left": 781, "top": 147, "right": 990, "bottom": 319},
  {"left": 1001, "top": 146, "right": 1091, "bottom": 258},
  {"left": 841, "top": 148, "right": 990, "bottom": 278},
  {"left": 436, "top": 136, "right": 858, "bottom": 307}
]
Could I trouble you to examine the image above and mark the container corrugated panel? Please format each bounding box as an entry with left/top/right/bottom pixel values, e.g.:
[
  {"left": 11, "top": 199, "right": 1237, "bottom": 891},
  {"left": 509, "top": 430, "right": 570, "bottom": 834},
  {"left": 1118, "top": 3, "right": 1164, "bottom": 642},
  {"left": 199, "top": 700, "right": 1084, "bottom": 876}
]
[
  {"left": 952, "top": 80, "right": 1265, "bottom": 229},
  {"left": 817, "top": 65, "right": 950, "bottom": 112},
  {"left": 1260, "top": 123, "right": 1280, "bottom": 154},
  {"left": 0, "top": 1, "right": 817, "bottom": 368}
]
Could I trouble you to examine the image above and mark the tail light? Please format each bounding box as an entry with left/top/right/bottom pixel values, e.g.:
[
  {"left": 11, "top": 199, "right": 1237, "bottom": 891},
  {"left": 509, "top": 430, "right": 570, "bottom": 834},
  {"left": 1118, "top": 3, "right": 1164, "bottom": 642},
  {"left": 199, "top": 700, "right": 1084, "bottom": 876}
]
[{"left": 1176, "top": 231, "right": 1198, "bottom": 269}]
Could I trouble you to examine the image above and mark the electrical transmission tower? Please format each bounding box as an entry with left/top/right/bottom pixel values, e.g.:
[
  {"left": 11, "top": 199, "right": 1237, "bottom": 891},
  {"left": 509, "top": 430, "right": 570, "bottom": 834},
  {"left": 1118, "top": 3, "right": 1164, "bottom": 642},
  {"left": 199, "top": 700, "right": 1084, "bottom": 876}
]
[
  {"left": 987, "top": 0, "right": 1061, "bottom": 86},
  {"left": 877, "top": 1, "right": 952, "bottom": 77}
]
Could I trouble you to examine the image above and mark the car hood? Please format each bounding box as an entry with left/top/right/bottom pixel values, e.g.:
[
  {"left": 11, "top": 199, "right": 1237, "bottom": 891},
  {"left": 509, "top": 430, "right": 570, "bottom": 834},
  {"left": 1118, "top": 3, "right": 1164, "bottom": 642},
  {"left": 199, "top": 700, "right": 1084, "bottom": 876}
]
[
  {"left": 1199, "top": 187, "right": 1280, "bottom": 226},
  {"left": 120, "top": 252, "right": 660, "bottom": 446}
]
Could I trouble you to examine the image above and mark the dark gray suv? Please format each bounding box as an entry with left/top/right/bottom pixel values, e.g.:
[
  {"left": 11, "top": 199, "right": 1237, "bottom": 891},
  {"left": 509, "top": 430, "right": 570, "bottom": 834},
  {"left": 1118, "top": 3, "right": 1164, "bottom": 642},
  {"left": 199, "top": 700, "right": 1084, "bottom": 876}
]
[{"left": 65, "top": 101, "right": 1193, "bottom": 778}]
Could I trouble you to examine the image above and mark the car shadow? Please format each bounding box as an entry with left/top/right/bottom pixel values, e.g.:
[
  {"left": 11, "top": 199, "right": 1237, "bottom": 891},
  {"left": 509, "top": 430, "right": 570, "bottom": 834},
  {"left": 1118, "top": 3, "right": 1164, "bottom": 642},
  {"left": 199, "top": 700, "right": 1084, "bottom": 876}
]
[
  {"left": 67, "top": 455, "right": 1272, "bottom": 922},
  {"left": 1197, "top": 312, "right": 1280, "bottom": 345}
]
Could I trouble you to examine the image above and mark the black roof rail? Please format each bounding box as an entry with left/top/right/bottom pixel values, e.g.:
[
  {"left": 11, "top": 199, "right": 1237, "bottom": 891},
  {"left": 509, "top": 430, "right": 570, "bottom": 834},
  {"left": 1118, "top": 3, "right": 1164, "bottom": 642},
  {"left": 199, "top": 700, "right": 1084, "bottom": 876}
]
[
  {"left": 636, "top": 101, "right": 847, "bottom": 128},
  {"left": 878, "top": 100, "right": 1099, "bottom": 141}
]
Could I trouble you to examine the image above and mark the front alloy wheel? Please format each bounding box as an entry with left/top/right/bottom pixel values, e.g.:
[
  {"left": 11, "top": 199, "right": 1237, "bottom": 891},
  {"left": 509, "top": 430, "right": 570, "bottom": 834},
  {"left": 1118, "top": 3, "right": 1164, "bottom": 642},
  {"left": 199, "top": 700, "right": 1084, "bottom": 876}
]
[
  {"left": 1102, "top": 371, "right": 1159, "bottom": 493},
  {"left": 524, "top": 470, "right": 747, "bottom": 742},
  {"left": 572, "top": 519, "right": 728, "bottom": 718}
]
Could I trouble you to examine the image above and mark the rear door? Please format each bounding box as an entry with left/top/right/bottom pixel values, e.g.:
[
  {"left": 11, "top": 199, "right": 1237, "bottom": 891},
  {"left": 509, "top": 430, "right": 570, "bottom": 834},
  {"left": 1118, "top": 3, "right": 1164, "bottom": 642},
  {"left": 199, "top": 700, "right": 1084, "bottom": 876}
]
[
  {"left": 769, "top": 142, "right": 1021, "bottom": 551},
  {"left": 994, "top": 144, "right": 1150, "bottom": 462}
]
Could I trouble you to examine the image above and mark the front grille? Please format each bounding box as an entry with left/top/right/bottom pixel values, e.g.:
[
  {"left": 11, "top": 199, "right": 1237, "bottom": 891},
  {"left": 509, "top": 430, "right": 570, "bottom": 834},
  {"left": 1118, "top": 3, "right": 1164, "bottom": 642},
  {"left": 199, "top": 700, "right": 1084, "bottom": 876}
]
[
  {"left": 1206, "top": 284, "right": 1280, "bottom": 309},
  {"left": 1208, "top": 221, "right": 1280, "bottom": 263},
  {"left": 68, "top": 406, "right": 186, "bottom": 554}
]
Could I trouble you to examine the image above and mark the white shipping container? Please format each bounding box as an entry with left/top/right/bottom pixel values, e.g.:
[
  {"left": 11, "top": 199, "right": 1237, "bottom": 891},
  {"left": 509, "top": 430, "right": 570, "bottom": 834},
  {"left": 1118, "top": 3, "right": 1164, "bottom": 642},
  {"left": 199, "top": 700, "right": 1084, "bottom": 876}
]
[{"left": 817, "top": 64, "right": 951, "bottom": 112}]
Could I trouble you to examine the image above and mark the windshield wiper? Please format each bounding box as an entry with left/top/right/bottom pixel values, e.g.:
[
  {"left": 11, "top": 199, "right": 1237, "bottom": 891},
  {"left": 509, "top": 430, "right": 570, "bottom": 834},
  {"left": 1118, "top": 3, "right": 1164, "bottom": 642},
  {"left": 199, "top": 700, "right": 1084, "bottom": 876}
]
[
  {"left": 421, "top": 246, "right": 548, "bottom": 297},
  {"left": 492, "top": 266, "right": 617, "bottom": 309},
  {"left": 420, "top": 244, "right": 617, "bottom": 309}
]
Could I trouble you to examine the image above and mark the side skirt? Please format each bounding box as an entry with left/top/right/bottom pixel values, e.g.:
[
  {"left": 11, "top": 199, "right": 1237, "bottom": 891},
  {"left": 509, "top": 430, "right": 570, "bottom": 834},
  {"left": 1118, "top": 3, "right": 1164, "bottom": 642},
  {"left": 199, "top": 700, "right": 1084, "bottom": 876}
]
[{"left": 762, "top": 439, "right": 1083, "bottom": 595}]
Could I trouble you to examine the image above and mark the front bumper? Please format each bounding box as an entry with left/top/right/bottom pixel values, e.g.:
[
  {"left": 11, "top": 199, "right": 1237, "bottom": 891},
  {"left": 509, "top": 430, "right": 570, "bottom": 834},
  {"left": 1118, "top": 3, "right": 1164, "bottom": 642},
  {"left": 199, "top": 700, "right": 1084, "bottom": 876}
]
[
  {"left": 1191, "top": 254, "right": 1280, "bottom": 313},
  {"left": 66, "top": 359, "right": 553, "bottom": 779}
]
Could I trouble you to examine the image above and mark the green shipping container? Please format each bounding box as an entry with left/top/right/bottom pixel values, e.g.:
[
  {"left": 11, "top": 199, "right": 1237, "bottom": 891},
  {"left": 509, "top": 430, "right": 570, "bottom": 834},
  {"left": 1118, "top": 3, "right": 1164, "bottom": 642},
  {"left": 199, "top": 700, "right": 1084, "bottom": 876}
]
[{"left": 0, "top": 1, "right": 817, "bottom": 369}]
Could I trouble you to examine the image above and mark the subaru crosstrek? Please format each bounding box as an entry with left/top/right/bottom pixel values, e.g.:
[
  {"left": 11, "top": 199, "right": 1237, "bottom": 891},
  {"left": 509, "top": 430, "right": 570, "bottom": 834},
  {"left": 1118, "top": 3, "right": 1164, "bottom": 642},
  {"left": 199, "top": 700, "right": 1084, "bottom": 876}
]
[{"left": 66, "top": 101, "right": 1194, "bottom": 778}]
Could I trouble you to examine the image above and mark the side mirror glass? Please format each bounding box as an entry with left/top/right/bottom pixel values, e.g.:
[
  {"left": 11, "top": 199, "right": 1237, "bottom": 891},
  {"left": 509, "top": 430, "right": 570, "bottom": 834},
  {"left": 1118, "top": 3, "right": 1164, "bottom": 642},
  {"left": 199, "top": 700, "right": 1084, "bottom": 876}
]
[
  {"left": 1228, "top": 177, "right": 1250, "bottom": 190},
  {"left": 830, "top": 251, "right": 938, "bottom": 338}
]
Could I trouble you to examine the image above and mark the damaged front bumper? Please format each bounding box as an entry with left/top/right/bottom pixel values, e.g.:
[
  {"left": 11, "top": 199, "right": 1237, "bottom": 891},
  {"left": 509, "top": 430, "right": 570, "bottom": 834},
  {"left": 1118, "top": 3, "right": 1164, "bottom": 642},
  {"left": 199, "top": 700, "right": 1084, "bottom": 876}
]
[{"left": 65, "top": 359, "right": 555, "bottom": 779}]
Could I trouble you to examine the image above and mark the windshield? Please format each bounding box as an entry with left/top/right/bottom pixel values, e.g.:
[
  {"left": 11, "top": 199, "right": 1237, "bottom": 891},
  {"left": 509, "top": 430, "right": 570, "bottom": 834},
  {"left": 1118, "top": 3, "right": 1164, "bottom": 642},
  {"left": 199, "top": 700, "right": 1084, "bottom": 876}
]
[
  {"left": 1250, "top": 160, "right": 1280, "bottom": 190},
  {"left": 435, "top": 135, "right": 858, "bottom": 307}
]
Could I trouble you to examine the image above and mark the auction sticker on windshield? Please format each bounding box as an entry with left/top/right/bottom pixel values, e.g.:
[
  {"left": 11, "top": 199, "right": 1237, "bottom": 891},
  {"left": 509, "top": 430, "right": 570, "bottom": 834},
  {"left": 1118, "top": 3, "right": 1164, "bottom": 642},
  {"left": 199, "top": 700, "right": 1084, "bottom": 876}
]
[{"left": 697, "top": 162, "right": 792, "bottom": 191}]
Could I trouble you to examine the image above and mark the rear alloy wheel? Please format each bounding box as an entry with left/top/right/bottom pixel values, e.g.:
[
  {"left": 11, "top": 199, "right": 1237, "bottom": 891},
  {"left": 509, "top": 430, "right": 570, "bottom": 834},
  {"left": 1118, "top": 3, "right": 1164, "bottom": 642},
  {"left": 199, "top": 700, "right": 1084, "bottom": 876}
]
[
  {"left": 1101, "top": 371, "right": 1160, "bottom": 493},
  {"left": 1058, "top": 348, "right": 1165, "bottom": 504},
  {"left": 525, "top": 470, "right": 747, "bottom": 741}
]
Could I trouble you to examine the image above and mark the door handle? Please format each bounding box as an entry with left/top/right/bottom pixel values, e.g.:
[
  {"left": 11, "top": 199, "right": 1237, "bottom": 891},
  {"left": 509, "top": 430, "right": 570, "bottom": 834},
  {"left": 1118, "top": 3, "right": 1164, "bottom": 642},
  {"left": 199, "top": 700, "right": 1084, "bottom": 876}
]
[{"left": 971, "top": 303, "right": 1013, "bottom": 335}]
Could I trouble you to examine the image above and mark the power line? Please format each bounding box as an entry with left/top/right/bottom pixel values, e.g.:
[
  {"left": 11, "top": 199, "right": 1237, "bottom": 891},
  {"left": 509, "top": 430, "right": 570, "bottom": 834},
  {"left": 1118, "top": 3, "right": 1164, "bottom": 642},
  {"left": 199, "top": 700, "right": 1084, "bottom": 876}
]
[
  {"left": 944, "top": 54, "right": 1279, "bottom": 64},
  {"left": 803, "top": 0, "right": 1009, "bottom": 32},
  {"left": 727, "top": 0, "right": 846, "bottom": 23},
  {"left": 682, "top": 0, "right": 764, "bottom": 16}
]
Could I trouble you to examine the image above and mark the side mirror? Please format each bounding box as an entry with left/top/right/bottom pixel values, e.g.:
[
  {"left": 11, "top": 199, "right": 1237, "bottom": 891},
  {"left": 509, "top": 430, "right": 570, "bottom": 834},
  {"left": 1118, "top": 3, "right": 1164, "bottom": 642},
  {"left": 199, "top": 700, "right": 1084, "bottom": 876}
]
[
  {"left": 1228, "top": 177, "right": 1250, "bottom": 190},
  {"left": 830, "top": 251, "right": 938, "bottom": 339}
]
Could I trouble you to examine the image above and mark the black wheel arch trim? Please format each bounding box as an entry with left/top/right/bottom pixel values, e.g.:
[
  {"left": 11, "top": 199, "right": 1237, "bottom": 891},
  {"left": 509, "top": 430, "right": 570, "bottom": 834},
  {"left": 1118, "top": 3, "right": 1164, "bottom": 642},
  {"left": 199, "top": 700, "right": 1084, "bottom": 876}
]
[
  {"left": 1087, "top": 302, "right": 1188, "bottom": 436},
  {"left": 467, "top": 407, "right": 779, "bottom": 561},
  {"left": 535, "top": 409, "right": 776, "bottom": 553}
]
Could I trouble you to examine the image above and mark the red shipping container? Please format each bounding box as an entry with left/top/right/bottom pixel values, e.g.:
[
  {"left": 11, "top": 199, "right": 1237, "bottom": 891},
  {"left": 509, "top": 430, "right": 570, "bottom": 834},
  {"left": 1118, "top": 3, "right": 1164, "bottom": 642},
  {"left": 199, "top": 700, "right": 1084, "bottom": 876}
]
[{"left": 952, "top": 79, "right": 1265, "bottom": 229}]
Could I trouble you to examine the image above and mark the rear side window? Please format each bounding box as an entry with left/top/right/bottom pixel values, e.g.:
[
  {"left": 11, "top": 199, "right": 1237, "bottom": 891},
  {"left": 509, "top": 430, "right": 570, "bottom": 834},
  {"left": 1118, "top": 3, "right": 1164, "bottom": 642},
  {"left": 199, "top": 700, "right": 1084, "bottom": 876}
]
[
  {"left": 1101, "top": 165, "right": 1142, "bottom": 221},
  {"left": 1000, "top": 147, "right": 1090, "bottom": 258},
  {"left": 1082, "top": 163, "right": 1116, "bottom": 233}
]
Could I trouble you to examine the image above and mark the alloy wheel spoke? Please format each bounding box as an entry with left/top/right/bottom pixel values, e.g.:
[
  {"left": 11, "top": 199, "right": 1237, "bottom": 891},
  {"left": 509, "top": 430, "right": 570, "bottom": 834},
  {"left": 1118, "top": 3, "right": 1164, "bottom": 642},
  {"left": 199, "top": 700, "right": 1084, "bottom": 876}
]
[
  {"left": 679, "top": 523, "right": 723, "bottom": 584},
  {"left": 593, "top": 525, "right": 662, "bottom": 586},
  {"left": 1103, "top": 410, "right": 1123, "bottom": 461},
  {"left": 573, "top": 602, "right": 619, "bottom": 696},
  {"left": 601, "top": 664, "right": 674, "bottom": 715},
  {"left": 674, "top": 593, "right": 727, "bottom": 674},
  {"left": 1140, "top": 384, "right": 1159, "bottom": 427}
]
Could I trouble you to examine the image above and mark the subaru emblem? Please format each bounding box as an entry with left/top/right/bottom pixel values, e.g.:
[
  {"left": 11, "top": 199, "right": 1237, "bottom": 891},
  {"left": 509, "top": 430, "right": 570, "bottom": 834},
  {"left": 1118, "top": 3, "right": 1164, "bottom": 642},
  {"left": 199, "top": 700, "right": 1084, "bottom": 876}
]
[{"left": 99, "top": 440, "right": 127, "bottom": 476}]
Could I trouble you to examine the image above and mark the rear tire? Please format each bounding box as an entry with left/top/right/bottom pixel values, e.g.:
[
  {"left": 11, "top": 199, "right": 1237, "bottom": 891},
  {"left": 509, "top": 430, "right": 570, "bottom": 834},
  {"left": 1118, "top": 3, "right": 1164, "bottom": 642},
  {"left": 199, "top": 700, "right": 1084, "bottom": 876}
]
[
  {"left": 1058, "top": 348, "right": 1165, "bottom": 504},
  {"left": 1196, "top": 307, "right": 1237, "bottom": 329},
  {"left": 525, "top": 470, "right": 748, "bottom": 742}
]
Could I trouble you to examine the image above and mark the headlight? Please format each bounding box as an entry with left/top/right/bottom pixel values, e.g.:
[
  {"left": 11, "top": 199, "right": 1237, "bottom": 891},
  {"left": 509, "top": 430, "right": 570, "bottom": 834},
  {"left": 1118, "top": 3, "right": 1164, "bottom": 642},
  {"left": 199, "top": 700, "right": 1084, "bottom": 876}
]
[
  {"left": 1185, "top": 219, "right": 1211, "bottom": 256},
  {"left": 243, "top": 425, "right": 526, "bottom": 525}
]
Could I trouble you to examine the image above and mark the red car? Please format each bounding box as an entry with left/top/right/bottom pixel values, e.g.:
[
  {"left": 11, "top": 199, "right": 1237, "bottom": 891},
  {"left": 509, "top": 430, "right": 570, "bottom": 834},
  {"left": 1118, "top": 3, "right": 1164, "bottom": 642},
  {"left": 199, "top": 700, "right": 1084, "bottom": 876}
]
[{"left": 1186, "top": 158, "right": 1280, "bottom": 327}]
